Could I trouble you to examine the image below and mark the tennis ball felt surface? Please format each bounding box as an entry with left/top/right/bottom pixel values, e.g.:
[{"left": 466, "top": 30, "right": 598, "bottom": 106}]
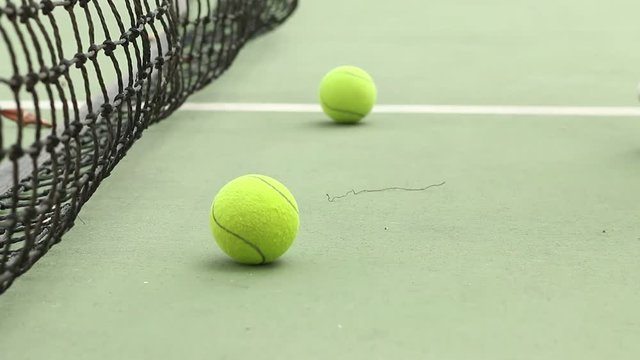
[
  {"left": 319, "top": 66, "right": 377, "bottom": 124},
  {"left": 210, "top": 174, "right": 299, "bottom": 265}
]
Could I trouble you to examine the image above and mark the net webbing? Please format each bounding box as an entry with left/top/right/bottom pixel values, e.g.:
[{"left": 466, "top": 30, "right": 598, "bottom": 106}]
[{"left": 0, "top": 0, "right": 297, "bottom": 295}]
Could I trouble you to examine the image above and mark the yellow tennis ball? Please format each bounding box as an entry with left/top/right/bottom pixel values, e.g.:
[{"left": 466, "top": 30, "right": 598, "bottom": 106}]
[
  {"left": 210, "top": 174, "right": 300, "bottom": 265},
  {"left": 319, "top": 65, "right": 377, "bottom": 124}
]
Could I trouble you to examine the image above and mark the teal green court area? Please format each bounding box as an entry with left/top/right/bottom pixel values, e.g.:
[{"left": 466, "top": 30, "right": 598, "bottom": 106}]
[{"left": 1, "top": 1, "right": 640, "bottom": 359}]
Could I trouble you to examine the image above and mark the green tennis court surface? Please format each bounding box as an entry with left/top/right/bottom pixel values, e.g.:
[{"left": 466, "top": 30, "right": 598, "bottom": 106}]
[{"left": 1, "top": 0, "right": 639, "bottom": 359}]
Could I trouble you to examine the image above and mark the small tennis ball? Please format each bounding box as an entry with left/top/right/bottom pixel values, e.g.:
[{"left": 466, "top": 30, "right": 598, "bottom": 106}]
[
  {"left": 319, "top": 65, "right": 377, "bottom": 124},
  {"left": 210, "top": 174, "right": 299, "bottom": 265}
]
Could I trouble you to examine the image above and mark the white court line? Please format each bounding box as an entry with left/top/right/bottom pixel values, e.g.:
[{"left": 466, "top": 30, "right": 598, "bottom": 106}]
[
  {"left": 2, "top": 101, "right": 640, "bottom": 117},
  {"left": 179, "top": 103, "right": 640, "bottom": 117}
]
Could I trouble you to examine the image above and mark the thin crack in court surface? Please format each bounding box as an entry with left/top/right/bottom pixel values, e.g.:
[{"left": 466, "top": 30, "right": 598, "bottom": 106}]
[{"left": 326, "top": 182, "right": 446, "bottom": 202}]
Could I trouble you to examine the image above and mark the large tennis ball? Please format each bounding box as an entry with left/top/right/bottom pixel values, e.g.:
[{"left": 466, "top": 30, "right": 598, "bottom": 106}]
[
  {"left": 319, "top": 66, "right": 377, "bottom": 124},
  {"left": 210, "top": 174, "right": 299, "bottom": 265}
]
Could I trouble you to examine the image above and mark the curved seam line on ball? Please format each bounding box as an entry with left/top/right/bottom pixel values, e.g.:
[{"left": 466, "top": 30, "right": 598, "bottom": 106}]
[
  {"left": 212, "top": 211, "right": 266, "bottom": 264},
  {"left": 250, "top": 176, "right": 299, "bottom": 214},
  {"left": 320, "top": 98, "right": 367, "bottom": 118},
  {"left": 335, "top": 71, "right": 373, "bottom": 83}
]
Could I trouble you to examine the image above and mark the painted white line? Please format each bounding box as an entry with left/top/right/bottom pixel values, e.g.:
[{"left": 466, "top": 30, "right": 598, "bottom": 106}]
[
  {"left": 179, "top": 103, "right": 640, "bottom": 117},
  {"left": 180, "top": 102, "right": 322, "bottom": 113},
  {"left": 2, "top": 101, "right": 640, "bottom": 117},
  {"left": 376, "top": 105, "right": 640, "bottom": 117}
]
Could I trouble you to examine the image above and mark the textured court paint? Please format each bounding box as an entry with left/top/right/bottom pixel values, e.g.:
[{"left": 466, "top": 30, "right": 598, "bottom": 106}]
[
  {"left": 1, "top": 112, "right": 639, "bottom": 360},
  {"left": 1, "top": 0, "right": 640, "bottom": 359},
  {"left": 192, "top": 0, "right": 640, "bottom": 107}
]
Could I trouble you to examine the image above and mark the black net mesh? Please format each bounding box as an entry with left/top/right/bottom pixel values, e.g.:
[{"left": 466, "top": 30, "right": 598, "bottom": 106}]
[{"left": 0, "top": 0, "right": 297, "bottom": 295}]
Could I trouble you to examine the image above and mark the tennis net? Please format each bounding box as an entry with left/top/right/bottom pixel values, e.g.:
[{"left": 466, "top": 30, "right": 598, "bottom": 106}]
[{"left": 0, "top": 0, "right": 297, "bottom": 295}]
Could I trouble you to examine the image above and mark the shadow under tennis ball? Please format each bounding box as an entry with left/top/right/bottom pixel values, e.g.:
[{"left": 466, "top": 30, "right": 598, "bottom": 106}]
[
  {"left": 202, "top": 256, "right": 290, "bottom": 274},
  {"left": 306, "top": 119, "right": 370, "bottom": 128}
]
